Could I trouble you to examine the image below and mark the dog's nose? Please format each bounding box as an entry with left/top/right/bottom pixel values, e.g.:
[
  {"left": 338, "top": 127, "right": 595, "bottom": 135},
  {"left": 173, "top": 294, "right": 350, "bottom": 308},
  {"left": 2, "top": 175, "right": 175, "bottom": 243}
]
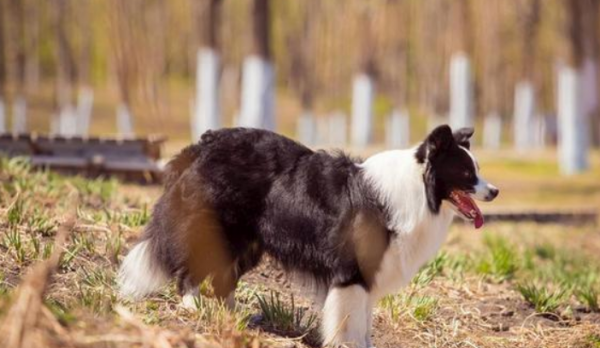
[{"left": 488, "top": 187, "right": 499, "bottom": 200}]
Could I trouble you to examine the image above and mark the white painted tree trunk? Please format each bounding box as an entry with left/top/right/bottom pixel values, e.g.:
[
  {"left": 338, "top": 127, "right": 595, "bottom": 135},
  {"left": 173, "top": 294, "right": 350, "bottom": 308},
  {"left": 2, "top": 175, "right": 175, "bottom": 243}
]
[
  {"left": 513, "top": 81, "right": 535, "bottom": 150},
  {"left": 50, "top": 113, "right": 59, "bottom": 135},
  {"left": 192, "top": 48, "right": 220, "bottom": 141},
  {"left": 297, "top": 111, "right": 316, "bottom": 146},
  {"left": 239, "top": 55, "right": 275, "bottom": 130},
  {"left": 483, "top": 112, "right": 502, "bottom": 150},
  {"left": 532, "top": 115, "right": 547, "bottom": 148},
  {"left": 386, "top": 109, "right": 410, "bottom": 149},
  {"left": 58, "top": 104, "right": 78, "bottom": 136},
  {"left": 449, "top": 53, "right": 473, "bottom": 129},
  {"left": 328, "top": 111, "right": 347, "bottom": 146},
  {"left": 117, "top": 103, "right": 134, "bottom": 138},
  {"left": 316, "top": 115, "right": 329, "bottom": 146},
  {"left": 76, "top": 86, "right": 94, "bottom": 137},
  {"left": 0, "top": 98, "right": 5, "bottom": 133},
  {"left": 557, "top": 65, "right": 588, "bottom": 175},
  {"left": 351, "top": 73, "right": 374, "bottom": 148},
  {"left": 12, "top": 96, "right": 27, "bottom": 134}
]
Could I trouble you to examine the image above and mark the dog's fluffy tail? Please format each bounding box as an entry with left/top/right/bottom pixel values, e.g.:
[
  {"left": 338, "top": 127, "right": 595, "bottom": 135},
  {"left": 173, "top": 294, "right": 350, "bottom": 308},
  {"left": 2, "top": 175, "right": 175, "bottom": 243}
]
[{"left": 118, "top": 239, "right": 169, "bottom": 300}]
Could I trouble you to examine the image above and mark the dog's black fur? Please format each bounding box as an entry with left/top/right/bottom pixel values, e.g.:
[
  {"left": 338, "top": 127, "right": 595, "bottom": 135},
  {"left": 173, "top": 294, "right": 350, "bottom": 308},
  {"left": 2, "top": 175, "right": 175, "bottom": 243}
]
[
  {"left": 416, "top": 126, "right": 478, "bottom": 213},
  {"left": 145, "top": 128, "right": 387, "bottom": 294},
  {"left": 142, "top": 125, "right": 483, "bottom": 296}
]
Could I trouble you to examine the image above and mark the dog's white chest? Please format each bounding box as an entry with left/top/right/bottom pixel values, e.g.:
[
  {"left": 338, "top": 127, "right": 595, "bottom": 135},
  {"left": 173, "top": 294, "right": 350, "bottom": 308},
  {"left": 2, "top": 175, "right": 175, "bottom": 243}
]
[{"left": 371, "top": 210, "right": 453, "bottom": 299}]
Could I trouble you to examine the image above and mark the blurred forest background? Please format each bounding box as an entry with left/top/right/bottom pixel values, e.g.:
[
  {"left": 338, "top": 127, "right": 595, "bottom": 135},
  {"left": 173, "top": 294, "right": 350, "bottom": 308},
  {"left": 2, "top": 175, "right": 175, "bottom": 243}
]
[{"left": 0, "top": 0, "right": 599, "bottom": 150}]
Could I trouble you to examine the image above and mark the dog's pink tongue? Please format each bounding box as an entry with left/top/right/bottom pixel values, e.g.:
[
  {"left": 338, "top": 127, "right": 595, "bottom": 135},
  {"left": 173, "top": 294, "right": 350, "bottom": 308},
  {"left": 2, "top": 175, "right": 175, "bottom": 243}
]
[
  {"left": 453, "top": 190, "right": 484, "bottom": 229},
  {"left": 474, "top": 213, "right": 484, "bottom": 229}
]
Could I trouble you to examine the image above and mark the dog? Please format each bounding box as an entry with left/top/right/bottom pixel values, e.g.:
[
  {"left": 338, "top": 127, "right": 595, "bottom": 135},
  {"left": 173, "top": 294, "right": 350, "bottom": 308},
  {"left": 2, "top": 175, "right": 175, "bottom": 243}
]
[{"left": 118, "top": 125, "right": 498, "bottom": 348}]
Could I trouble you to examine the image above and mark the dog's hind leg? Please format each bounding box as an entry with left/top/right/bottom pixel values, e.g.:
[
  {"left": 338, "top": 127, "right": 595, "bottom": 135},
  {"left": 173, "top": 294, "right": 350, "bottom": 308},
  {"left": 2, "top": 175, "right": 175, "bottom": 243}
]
[
  {"left": 322, "top": 284, "right": 370, "bottom": 348},
  {"left": 177, "top": 205, "right": 239, "bottom": 310}
]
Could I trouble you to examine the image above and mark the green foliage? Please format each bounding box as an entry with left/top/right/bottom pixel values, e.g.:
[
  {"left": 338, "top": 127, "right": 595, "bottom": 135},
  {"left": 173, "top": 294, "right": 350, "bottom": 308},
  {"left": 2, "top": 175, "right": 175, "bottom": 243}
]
[
  {"left": 119, "top": 205, "right": 150, "bottom": 227},
  {"left": 256, "top": 291, "right": 317, "bottom": 337},
  {"left": 46, "top": 299, "right": 77, "bottom": 325},
  {"left": 476, "top": 234, "right": 519, "bottom": 282},
  {"left": 412, "top": 253, "right": 446, "bottom": 287},
  {"left": 7, "top": 197, "right": 25, "bottom": 227},
  {"left": 586, "top": 334, "right": 600, "bottom": 348},
  {"left": 576, "top": 285, "right": 599, "bottom": 312},
  {"left": 411, "top": 296, "right": 439, "bottom": 322},
  {"left": 3, "top": 228, "right": 26, "bottom": 264},
  {"left": 516, "top": 282, "right": 567, "bottom": 313},
  {"left": 380, "top": 293, "right": 439, "bottom": 323}
]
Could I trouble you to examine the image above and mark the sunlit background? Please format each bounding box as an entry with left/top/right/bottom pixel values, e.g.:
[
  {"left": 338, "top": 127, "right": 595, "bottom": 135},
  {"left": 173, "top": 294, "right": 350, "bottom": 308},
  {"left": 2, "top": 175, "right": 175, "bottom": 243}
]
[{"left": 1, "top": 1, "right": 600, "bottom": 347}]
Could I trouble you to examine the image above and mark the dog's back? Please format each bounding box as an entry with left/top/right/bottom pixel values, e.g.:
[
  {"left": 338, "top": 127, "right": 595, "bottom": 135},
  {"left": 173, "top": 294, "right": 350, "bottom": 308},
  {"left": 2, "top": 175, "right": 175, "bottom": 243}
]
[{"left": 118, "top": 128, "right": 320, "bottom": 300}]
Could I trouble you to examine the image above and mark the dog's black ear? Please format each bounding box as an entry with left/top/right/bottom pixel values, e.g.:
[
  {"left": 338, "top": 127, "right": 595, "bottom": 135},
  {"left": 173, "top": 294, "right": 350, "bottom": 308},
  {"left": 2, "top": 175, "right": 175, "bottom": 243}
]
[
  {"left": 453, "top": 127, "right": 474, "bottom": 149},
  {"left": 425, "top": 125, "right": 454, "bottom": 159}
]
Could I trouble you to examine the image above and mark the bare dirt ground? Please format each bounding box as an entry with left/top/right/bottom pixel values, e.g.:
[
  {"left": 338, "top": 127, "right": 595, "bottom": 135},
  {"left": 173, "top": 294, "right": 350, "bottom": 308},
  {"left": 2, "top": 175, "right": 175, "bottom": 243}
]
[{"left": 1, "top": 156, "right": 600, "bottom": 348}]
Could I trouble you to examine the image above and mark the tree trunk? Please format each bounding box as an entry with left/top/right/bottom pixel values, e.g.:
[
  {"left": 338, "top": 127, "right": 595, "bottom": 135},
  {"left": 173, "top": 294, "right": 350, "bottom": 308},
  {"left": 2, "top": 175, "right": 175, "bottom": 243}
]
[
  {"left": 558, "top": 0, "right": 590, "bottom": 174},
  {"left": 192, "top": 0, "right": 222, "bottom": 141},
  {"left": 10, "top": 0, "right": 27, "bottom": 133},
  {"left": 55, "top": 0, "right": 78, "bottom": 136},
  {"left": 351, "top": 7, "right": 375, "bottom": 148},
  {"left": 514, "top": 0, "right": 541, "bottom": 150},
  {"left": 239, "top": 0, "right": 275, "bottom": 130},
  {"left": 0, "top": 0, "right": 6, "bottom": 133}
]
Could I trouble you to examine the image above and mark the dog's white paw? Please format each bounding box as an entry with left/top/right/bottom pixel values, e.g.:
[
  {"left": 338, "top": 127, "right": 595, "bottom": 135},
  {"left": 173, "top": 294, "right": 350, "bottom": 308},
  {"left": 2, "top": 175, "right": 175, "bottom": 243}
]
[{"left": 180, "top": 293, "right": 198, "bottom": 310}]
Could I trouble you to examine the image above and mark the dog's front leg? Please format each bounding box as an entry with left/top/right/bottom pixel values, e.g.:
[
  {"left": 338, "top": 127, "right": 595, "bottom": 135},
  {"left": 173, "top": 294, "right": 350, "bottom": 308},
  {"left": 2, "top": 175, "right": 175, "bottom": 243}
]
[
  {"left": 365, "top": 300, "right": 374, "bottom": 348},
  {"left": 322, "top": 284, "right": 370, "bottom": 348}
]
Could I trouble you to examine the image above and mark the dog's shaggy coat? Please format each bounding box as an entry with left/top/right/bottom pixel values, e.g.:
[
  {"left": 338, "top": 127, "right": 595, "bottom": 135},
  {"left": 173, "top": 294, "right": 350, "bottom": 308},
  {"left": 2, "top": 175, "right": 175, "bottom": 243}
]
[{"left": 119, "top": 125, "right": 498, "bottom": 348}]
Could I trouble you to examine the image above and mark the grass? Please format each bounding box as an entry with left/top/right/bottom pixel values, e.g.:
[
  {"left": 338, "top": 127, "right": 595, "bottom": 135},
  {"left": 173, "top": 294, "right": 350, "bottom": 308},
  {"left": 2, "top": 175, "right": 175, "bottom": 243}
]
[
  {"left": 1, "top": 158, "right": 600, "bottom": 348},
  {"left": 516, "top": 283, "right": 568, "bottom": 314},
  {"left": 476, "top": 234, "right": 519, "bottom": 282},
  {"left": 255, "top": 291, "right": 317, "bottom": 338},
  {"left": 577, "top": 285, "right": 600, "bottom": 312}
]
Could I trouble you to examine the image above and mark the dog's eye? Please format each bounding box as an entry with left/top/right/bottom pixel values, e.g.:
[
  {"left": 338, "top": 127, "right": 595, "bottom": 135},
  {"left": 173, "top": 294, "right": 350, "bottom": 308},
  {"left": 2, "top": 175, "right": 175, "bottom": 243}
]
[{"left": 463, "top": 171, "right": 471, "bottom": 178}]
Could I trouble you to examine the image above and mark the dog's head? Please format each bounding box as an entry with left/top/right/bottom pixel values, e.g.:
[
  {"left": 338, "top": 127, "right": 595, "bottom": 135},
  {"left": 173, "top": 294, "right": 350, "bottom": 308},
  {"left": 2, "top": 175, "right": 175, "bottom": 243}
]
[{"left": 416, "top": 125, "right": 499, "bottom": 228}]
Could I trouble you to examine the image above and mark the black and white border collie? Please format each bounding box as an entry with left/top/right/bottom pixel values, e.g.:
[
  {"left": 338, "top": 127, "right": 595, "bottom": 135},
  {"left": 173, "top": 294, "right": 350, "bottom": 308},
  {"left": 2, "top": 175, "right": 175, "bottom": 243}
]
[{"left": 119, "top": 125, "right": 498, "bottom": 348}]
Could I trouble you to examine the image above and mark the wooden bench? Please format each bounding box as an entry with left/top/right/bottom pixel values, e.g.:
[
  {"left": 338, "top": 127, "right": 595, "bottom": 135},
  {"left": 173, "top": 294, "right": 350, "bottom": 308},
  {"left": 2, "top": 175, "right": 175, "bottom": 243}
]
[{"left": 0, "top": 133, "right": 166, "bottom": 183}]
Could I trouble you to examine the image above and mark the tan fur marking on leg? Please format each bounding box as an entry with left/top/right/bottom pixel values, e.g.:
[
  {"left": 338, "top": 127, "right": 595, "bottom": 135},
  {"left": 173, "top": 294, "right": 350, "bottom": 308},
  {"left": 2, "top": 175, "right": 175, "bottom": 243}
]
[
  {"left": 168, "top": 173, "right": 238, "bottom": 300},
  {"left": 351, "top": 211, "right": 389, "bottom": 288}
]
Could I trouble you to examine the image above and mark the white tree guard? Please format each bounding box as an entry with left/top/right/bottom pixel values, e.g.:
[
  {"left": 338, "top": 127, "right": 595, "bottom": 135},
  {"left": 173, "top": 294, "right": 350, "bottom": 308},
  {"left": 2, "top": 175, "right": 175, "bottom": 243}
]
[
  {"left": 386, "top": 109, "right": 410, "bottom": 149},
  {"left": 239, "top": 55, "right": 275, "bottom": 130},
  {"left": 76, "top": 87, "right": 94, "bottom": 137},
  {"left": 557, "top": 65, "right": 588, "bottom": 175},
  {"left": 192, "top": 48, "right": 220, "bottom": 141},
  {"left": 297, "top": 111, "right": 316, "bottom": 146},
  {"left": 59, "top": 104, "right": 78, "bottom": 136},
  {"left": 532, "top": 115, "right": 547, "bottom": 148},
  {"left": 351, "top": 73, "right": 374, "bottom": 148},
  {"left": 117, "top": 103, "right": 134, "bottom": 138},
  {"left": 316, "top": 115, "right": 330, "bottom": 146},
  {"left": 449, "top": 53, "right": 473, "bottom": 129},
  {"left": 0, "top": 99, "right": 5, "bottom": 133},
  {"left": 513, "top": 81, "right": 535, "bottom": 150},
  {"left": 328, "top": 111, "right": 347, "bottom": 146},
  {"left": 50, "top": 113, "right": 59, "bottom": 135},
  {"left": 12, "top": 96, "right": 27, "bottom": 134},
  {"left": 483, "top": 112, "right": 502, "bottom": 150}
]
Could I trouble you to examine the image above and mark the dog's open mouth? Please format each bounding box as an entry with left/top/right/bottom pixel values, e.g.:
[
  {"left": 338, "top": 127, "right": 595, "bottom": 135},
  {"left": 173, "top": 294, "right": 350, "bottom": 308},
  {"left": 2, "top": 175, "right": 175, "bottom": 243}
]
[{"left": 448, "top": 190, "right": 484, "bottom": 229}]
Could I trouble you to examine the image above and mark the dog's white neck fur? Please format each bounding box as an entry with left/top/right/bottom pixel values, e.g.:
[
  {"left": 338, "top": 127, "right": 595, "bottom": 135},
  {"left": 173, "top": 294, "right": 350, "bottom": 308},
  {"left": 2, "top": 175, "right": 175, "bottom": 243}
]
[{"left": 361, "top": 147, "right": 455, "bottom": 298}]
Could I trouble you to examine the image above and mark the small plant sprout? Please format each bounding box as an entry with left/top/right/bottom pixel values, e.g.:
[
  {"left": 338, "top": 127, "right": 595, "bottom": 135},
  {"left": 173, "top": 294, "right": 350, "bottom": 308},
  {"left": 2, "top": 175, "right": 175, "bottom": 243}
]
[
  {"left": 516, "top": 282, "right": 567, "bottom": 314},
  {"left": 577, "top": 285, "right": 599, "bottom": 312},
  {"left": 411, "top": 296, "right": 439, "bottom": 323},
  {"left": 477, "top": 234, "right": 519, "bottom": 282},
  {"left": 255, "top": 290, "right": 317, "bottom": 337}
]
